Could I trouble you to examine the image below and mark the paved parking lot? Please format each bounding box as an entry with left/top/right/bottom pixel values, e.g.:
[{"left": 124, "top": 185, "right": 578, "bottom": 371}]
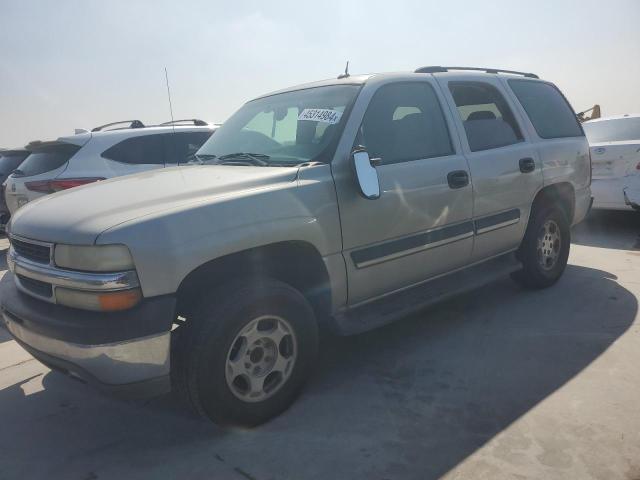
[{"left": 1, "top": 211, "right": 639, "bottom": 480}]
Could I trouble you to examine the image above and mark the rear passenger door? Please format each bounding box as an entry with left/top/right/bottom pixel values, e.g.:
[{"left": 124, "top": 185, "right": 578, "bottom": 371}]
[{"left": 437, "top": 76, "right": 543, "bottom": 261}]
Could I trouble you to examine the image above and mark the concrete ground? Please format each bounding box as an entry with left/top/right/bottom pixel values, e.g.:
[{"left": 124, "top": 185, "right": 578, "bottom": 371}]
[{"left": 0, "top": 210, "right": 639, "bottom": 480}]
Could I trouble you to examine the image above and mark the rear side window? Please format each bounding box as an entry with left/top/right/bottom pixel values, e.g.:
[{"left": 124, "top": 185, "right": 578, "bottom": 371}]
[
  {"left": 509, "top": 80, "right": 583, "bottom": 139},
  {"left": 359, "top": 82, "right": 453, "bottom": 165},
  {"left": 102, "top": 134, "right": 165, "bottom": 165},
  {"left": 449, "top": 82, "right": 523, "bottom": 152},
  {"left": 164, "top": 131, "right": 213, "bottom": 164},
  {"left": 14, "top": 144, "right": 80, "bottom": 177}
]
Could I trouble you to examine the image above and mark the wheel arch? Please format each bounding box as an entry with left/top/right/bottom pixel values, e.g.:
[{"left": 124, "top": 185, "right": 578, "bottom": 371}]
[
  {"left": 530, "top": 182, "right": 575, "bottom": 224},
  {"left": 175, "top": 241, "right": 333, "bottom": 327}
]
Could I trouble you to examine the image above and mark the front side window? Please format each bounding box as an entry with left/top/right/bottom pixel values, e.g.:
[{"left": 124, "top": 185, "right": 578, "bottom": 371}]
[
  {"left": 449, "top": 82, "right": 524, "bottom": 152},
  {"left": 164, "top": 131, "right": 214, "bottom": 164},
  {"left": 102, "top": 134, "right": 166, "bottom": 165},
  {"left": 358, "top": 82, "right": 453, "bottom": 165},
  {"left": 196, "top": 85, "right": 360, "bottom": 166},
  {"left": 509, "top": 80, "right": 583, "bottom": 139},
  {"left": 582, "top": 117, "right": 640, "bottom": 143}
]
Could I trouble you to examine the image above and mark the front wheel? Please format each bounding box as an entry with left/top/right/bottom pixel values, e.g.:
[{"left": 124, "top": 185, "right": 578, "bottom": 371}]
[
  {"left": 512, "top": 206, "right": 570, "bottom": 289},
  {"left": 172, "top": 278, "right": 319, "bottom": 427}
]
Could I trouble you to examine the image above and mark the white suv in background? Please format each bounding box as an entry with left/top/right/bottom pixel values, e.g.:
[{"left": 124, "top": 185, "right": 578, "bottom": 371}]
[{"left": 4, "top": 119, "right": 217, "bottom": 214}]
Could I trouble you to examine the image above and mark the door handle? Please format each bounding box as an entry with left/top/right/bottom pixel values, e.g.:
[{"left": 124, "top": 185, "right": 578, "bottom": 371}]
[
  {"left": 519, "top": 157, "right": 536, "bottom": 173},
  {"left": 447, "top": 170, "right": 469, "bottom": 189}
]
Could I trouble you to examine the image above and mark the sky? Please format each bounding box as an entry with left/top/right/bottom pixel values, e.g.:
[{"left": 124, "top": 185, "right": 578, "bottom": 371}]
[{"left": 1, "top": 0, "right": 639, "bottom": 148}]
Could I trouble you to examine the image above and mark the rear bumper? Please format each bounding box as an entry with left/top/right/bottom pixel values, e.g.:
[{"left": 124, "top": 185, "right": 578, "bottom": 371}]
[
  {"left": 624, "top": 186, "right": 640, "bottom": 210},
  {"left": 591, "top": 178, "right": 635, "bottom": 211},
  {"left": 623, "top": 175, "right": 640, "bottom": 210},
  {"left": 1, "top": 275, "right": 175, "bottom": 398}
]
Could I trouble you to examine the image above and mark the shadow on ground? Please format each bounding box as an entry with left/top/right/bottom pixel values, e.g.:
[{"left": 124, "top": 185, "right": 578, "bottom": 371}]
[
  {"left": 0, "top": 261, "right": 636, "bottom": 479},
  {"left": 572, "top": 210, "right": 640, "bottom": 250}
]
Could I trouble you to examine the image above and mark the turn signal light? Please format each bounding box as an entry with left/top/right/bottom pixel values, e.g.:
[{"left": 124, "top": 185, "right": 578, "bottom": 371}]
[
  {"left": 25, "top": 177, "right": 105, "bottom": 193},
  {"left": 56, "top": 287, "right": 142, "bottom": 311}
]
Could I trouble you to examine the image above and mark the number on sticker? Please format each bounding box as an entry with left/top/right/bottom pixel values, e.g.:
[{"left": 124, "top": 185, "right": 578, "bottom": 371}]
[{"left": 298, "top": 108, "right": 343, "bottom": 124}]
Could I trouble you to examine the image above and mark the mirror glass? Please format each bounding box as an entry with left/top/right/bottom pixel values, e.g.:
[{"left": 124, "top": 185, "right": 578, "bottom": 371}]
[{"left": 353, "top": 150, "right": 380, "bottom": 199}]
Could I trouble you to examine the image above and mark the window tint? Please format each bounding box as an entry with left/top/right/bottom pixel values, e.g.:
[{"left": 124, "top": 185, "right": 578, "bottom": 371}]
[
  {"left": 582, "top": 117, "right": 640, "bottom": 143},
  {"left": 449, "top": 82, "right": 523, "bottom": 152},
  {"left": 0, "top": 151, "right": 29, "bottom": 174},
  {"left": 509, "top": 80, "right": 583, "bottom": 139},
  {"left": 198, "top": 85, "right": 359, "bottom": 165},
  {"left": 102, "top": 134, "right": 165, "bottom": 165},
  {"left": 164, "top": 131, "right": 213, "bottom": 164},
  {"left": 359, "top": 82, "right": 453, "bottom": 165},
  {"left": 13, "top": 144, "right": 80, "bottom": 177}
]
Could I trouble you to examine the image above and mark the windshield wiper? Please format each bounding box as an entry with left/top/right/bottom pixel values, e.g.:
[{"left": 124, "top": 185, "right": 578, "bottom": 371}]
[
  {"left": 192, "top": 153, "right": 218, "bottom": 164},
  {"left": 218, "top": 152, "right": 270, "bottom": 166}
]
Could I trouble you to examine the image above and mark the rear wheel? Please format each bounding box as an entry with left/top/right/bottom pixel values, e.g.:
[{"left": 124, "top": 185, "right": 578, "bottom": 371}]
[
  {"left": 172, "top": 278, "right": 318, "bottom": 427},
  {"left": 512, "top": 206, "right": 570, "bottom": 289}
]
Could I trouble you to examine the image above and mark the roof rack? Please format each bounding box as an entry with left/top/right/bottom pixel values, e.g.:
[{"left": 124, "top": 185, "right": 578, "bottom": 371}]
[
  {"left": 415, "top": 66, "right": 539, "bottom": 79},
  {"left": 160, "top": 119, "right": 209, "bottom": 127},
  {"left": 91, "top": 120, "right": 145, "bottom": 132}
]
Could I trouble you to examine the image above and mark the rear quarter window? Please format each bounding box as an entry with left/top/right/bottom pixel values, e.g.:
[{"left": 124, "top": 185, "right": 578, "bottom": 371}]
[
  {"left": 14, "top": 144, "right": 80, "bottom": 177},
  {"left": 509, "top": 80, "right": 583, "bottom": 139}
]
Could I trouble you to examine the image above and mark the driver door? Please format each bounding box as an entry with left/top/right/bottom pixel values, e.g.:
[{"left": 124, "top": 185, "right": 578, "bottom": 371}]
[{"left": 333, "top": 80, "right": 475, "bottom": 305}]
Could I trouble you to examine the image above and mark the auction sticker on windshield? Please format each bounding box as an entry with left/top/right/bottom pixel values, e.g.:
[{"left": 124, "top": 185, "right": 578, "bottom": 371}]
[{"left": 298, "top": 108, "right": 343, "bottom": 124}]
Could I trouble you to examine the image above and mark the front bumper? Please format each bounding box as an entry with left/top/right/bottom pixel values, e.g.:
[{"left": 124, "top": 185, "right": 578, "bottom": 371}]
[{"left": 1, "top": 275, "right": 176, "bottom": 398}]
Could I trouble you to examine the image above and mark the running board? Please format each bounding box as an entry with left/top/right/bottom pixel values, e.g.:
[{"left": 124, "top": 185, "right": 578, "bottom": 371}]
[{"left": 332, "top": 253, "right": 522, "bottom": 336}]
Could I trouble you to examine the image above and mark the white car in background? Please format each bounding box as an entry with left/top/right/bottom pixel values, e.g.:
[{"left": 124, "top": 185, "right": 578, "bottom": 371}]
[
  {"left": 4, "top": 119, "right": 217, "bottom": 214},
  {"left": 583, "top": 114, "right": 640, "bottom": 211}
]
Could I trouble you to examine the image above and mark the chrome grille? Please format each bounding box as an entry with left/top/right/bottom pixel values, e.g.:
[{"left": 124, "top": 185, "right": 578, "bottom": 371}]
[{"left": 11, "top": 238, "right": 51, "bottom": 264}]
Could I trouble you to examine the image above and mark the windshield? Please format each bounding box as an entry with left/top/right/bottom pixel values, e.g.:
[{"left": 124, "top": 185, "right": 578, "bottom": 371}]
[
  {"left": 196, "top": 85, "right": 360, "bottom": 165},
  {"left": 583, "top": 117, "right": 640, "bottom": 143}
]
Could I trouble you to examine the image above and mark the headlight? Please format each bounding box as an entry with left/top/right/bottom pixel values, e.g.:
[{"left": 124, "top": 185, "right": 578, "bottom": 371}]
[
  {"left": 54, "top": 244, "right": 135, "bottom": 272},
  {"left": 56, "top": 287, "right": 142, "bottom": 311}
]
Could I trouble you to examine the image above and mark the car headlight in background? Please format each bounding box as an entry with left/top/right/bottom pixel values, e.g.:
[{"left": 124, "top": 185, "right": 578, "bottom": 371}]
[{"left": 54, "top": 244, "right": 135, "bottom": 272}]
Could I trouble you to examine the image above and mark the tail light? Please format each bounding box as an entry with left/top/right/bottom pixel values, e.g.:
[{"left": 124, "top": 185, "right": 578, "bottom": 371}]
[{"left": 25, "top": 177, "right": 105, "bottom": 193}]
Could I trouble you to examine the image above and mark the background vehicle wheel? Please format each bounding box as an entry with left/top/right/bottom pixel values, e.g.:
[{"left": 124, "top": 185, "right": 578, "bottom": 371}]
[
  {"left": 172, "top": 278, "right": 318, "bottom": 427},
  {"left": 512, "top": 205, "right": 570, "bottom": 289}
]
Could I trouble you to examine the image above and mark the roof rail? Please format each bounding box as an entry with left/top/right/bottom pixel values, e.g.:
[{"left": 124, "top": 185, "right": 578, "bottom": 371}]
[
  {"left": 160, "top": 119, "right": 209, "bottom": 127},
  {"left": 415, "top": 66, "right": 539, "bottom": 79},
  {"left": 91, "top": 120, "right": 145, "bottom": 132}
]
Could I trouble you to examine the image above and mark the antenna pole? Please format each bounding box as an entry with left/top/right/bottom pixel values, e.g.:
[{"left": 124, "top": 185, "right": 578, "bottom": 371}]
[
  {"left": 164, "top": 67, "right": 176, "bottom": 133},
  {"left": 164, "top": 67, "right": 176, "bottom": 165},
  {"left": 337, "top": 60, "right": 350, "bottom": 79}
]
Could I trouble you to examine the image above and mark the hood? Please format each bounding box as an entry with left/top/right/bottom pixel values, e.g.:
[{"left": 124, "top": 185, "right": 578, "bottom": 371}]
[{"left": 9, "top": 165, "right": 299, "bottom": 244}]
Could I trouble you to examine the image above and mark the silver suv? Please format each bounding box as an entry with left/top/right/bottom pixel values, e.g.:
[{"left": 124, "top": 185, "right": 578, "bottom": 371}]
[{"left": 2, "top": 66, "right": 592, "bottom": 426}]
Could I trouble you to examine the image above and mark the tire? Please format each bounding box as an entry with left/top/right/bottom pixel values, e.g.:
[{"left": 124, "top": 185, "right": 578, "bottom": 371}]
[
  {"left": 512, "top": 205, "right": 570, "bottom": 289},
  {"left": 171, "top": 277, "right": 319, "bottom": 427}
]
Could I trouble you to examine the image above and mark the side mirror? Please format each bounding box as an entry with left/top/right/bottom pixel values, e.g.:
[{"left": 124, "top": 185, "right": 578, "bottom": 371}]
[{"left": 352, "top": 149, "right": 380, "bottom": 199}]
